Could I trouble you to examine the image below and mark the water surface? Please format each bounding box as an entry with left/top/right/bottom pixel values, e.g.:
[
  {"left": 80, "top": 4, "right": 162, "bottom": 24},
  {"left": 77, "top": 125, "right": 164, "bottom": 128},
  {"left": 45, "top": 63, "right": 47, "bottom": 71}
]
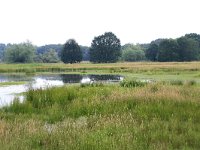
[{"left": 0, "top": 74, "right": 123, "bottom": 107}]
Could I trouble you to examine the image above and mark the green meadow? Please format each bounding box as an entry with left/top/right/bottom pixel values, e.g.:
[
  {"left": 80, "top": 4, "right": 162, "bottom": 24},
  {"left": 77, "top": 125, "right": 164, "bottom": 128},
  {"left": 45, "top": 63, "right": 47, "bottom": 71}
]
[{"left": 0, "top": 62, "right": 200, "bottom": 149}]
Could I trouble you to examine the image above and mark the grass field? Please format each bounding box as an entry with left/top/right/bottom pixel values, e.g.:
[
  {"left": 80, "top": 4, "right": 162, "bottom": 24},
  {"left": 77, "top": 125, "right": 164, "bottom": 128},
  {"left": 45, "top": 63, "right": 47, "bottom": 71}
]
[
  {"left": 1, "top": 61, "right": 200, "bottom": 82},
  {"left": 0, "top": 61, "right": 200, "bottom": 73},
  {"left": 0, "top": 62, "right": 200, "bottom": 149}
]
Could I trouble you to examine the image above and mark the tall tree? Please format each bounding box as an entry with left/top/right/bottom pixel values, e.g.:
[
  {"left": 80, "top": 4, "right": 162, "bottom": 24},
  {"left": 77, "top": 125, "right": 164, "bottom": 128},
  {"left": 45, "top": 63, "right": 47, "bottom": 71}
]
[
  {"left": 61, "top": 39, "right": 82, "bottom": 63},
  {"left": 90, "top": 32, "right": 121, "bottom": 63},
  {"left": 177, "top": 37, "right": 199, "bottom": 61},
  {"left": 4, "top": 41, "right": 36, "bottom": 63},
  {"left": 185, "top": 33, "right": 200, "bottom": 59},
  {"left": 0, "top": 44, "right": 6, "bottom": 62},
  {"left": 145, "top": 43, "right": 159, "bottom": 61},
  {"left": 185, "top": 33, "right": 200, "bottom": 46},
  {"left": 157, "top": 39, "right": 179, "bottom": 62},
  {"left": 151, "top": 38, "right": 165, "bottom": 46},
  {"left": 80, "top": 46, "right": 90, "bottom": 61}
]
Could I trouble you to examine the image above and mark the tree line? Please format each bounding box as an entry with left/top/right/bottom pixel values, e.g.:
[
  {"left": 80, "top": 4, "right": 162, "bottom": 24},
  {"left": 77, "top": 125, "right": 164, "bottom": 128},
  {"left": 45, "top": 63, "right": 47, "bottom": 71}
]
[
  {"left": 146, "top": 33, "right": 200, "bottom": 62},
  {"left": 0, "top": 32, "right": 200, "bottom": 63}
]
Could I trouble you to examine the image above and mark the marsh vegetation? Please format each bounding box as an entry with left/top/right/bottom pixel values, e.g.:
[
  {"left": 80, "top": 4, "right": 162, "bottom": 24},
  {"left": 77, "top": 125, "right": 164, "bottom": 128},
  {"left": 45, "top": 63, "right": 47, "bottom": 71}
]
[{"left": 0, "top": 62, "right": 200, "bottom": 149}]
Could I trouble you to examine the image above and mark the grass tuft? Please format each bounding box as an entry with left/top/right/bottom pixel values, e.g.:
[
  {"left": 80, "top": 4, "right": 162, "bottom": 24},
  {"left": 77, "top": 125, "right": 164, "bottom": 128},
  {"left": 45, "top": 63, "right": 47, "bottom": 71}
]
[{"left": 120, "top": 79, "right": 147, "bottom": 87}]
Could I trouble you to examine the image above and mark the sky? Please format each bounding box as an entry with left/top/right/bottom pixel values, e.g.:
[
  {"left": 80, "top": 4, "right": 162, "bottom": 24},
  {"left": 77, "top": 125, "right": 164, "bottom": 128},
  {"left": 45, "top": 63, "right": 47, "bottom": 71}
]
[{"left": 0, "top": 0, "right": 199, "bottom": 46}]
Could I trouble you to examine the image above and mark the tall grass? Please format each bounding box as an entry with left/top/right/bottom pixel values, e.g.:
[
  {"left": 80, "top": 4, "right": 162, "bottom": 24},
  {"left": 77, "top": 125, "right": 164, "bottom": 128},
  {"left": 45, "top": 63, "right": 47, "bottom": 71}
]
[{"left": 1, "top": 82, "right": 200, "bottom": 149}]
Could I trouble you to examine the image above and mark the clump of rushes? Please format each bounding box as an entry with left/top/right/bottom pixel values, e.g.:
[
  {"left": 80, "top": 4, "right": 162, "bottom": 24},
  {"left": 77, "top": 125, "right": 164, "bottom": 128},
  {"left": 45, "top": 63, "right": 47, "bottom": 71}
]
[
  {"left": 80, "top": 82, "right": 104, "bottom": 88},
  {"left": 163, "top": 80, "right": 197, "bottom": 86},
  {"left": 25, "top": 86, "right": 77, "bottom": 109},
  {"left": 169, "top": 80, "right": 184, "bottom": 86},
  {"left": 120, "top": 79, "right": 147, "bottom": 87},
  {"left": 186, "top": 80, "right": 196, "bottom": 86}
]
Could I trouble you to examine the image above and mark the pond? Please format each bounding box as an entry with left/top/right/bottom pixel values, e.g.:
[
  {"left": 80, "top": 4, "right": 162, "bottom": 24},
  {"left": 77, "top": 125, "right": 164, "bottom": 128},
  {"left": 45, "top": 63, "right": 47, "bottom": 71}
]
[{"left": 0, "top": 74, "right": 123, "bottom": 107}]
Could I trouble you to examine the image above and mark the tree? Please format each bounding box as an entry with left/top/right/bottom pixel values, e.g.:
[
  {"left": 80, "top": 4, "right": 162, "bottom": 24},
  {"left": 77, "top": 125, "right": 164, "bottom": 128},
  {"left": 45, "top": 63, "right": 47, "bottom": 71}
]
[
  {"left": 36, "top": 49, "right": 60, "bottom": 63},
  {"left": 36, "top": 44, "right": 63, "bottom": 59},
  {"left": 177, "top": 37, "right": 199, "bottom": 61},
  {"left": 151, "top": 38, "right": 165, "bottom": 46},
  {"left": 61, "top": 39, "right": 82, "bottom": 63},
  {"left": 36, "top": 44, "right": 63, "bottom": 54},
  {"left": 145, "top": 43, "right": 159, "bottom": 61},
  {"left": 122, "top": 44, "right": 145, "bottom": 61},
  {"left": 184, "top": 33, "right": 200, "bottom": 60},
  {"left": 122, "top": 49, "right": 145, "bottom": 61},
  {"left": 157, "top": 39, "right": 179, "bottom": 62},
  {"left": 122, "top": 43, "right": 143, "bottom": 51},
  {"left": 80, "top": 46, "right": 90, "bottom": 61},
  {"left": 0, "top": 44, "right": 6, "bottom": 62},
  {"left": 4, "top": 41, "right": 36, "bottom": 63},
  {"left": 90, "top": 32, "right": 121, "bottom": 63},
  {"left": 185, "top": 33, "right": 200, "bottom": 46}
]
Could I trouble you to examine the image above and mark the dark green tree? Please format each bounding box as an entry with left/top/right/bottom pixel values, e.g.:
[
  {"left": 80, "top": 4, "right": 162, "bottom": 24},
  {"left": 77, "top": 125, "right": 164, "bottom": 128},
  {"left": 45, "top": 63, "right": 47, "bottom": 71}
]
[
  {"left": 157, "top": 39, "right": 179, "bottom": 62},
  {"left": 151, "top": 38, "right": 165, "bottom": 46},
  {"left": 145, "top": 43, "right": 159, "bottom": 61},
  {"left": 0, "top": 44, "right": 6, "bottom": 62},
  {"left": 185, "top": 33, "right": 200, "bottom": 46},
  {"left": 177, "top": 37, "right": 199, "bottom": 61},
  {"left": 184, "top": 33, "right": 200, "bottom": 59},
  {"left": 61, "top": 39, "right": 82, "bottom": 63},
  {"left": 80, "top": 45, "right": 90, "bottom": 61},
  {"left": 90, "top": 32, "right": 121, "bottom": 63}
]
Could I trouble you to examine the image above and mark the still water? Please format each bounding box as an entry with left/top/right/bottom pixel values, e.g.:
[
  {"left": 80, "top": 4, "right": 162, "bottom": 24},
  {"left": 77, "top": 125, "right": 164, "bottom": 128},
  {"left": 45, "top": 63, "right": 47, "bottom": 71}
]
[{"left": 0, "top": 74, "right": 123, "bottom": 107}]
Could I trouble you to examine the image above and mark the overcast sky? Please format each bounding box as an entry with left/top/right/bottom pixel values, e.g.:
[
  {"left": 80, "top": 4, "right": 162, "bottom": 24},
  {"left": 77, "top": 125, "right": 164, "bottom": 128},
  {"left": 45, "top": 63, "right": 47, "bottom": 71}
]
[{"left": 0, "top": 0, "right": 199, "bottom": 46}]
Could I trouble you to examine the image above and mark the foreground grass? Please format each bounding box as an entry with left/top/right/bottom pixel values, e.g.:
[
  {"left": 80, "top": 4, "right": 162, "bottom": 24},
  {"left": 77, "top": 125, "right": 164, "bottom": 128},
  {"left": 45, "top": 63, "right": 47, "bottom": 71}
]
[{"left": 0, "top": 82, "right": 200, "bottom": 149}]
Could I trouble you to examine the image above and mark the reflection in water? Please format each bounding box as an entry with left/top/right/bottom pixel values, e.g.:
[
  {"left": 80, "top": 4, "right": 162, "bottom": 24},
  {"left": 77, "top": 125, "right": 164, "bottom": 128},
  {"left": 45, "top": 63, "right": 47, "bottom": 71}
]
[
  {"left": 81, "top": 77, "right": 92, "bottom": 84},
  {"left": 88, "top": 75, "right": 122, "bottom": 82},
  {"left": 32, "top": 78, "right": 64, "bottom": 89},
  {"left": 0, "top": 85, "right": 25, "bottom": 106},
  {"left": 60, "top": 74, "right": 123, "bottom": 83},
  {"left": 0, "top": 74, "right": 123, "bottom": 107},
  {"left": 60, "top": 74, "right": 83, "bottom": 83},
  {"left": 0, "top": 74, "right": 32, "bottom": 82}
]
